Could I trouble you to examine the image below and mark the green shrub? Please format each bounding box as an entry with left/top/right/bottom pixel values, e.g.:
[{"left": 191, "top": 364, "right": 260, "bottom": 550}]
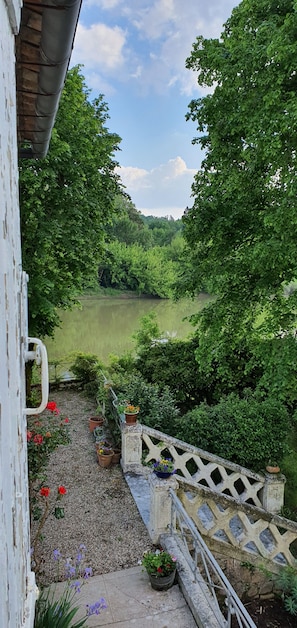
[
  {"left": 175, "top": 392, "right": 290, "bottom": 471},
  {"left": 115, "top": 374, "right": 179, "bottom": 435},
  {"left": 275, "top": 565, "right": 297, "bottom": 616},
  {"left": 70, "top": 352, "right": 103, "bottom": 397},
  {"left": 136, "top": 337, "right": 208, "bottom": 412}
]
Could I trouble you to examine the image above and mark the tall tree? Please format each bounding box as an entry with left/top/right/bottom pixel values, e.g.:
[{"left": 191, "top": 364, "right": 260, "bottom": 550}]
[
  {"left": 20, "top": 66, "right": 121, "bottom": 337},
  {"left": 182, "top": 0, "right": 297, "bottom": 375}
]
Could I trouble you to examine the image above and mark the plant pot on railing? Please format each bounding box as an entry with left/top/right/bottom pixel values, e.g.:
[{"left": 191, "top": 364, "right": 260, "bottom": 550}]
[
  {"left": 153, "top": 458, "right": 176, "bottom": 479},
  {"left": 122, "top": 404, "right": 140, "bottom": 425},
  {"left": 124, "top": 412, "right": 139, "bottom": 425},
  {"left": 266, "top": 464, "right": 281, "bottom": 474}
]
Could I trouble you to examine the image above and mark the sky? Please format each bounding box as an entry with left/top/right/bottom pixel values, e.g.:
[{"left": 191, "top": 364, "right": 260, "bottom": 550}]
[{"left": 71, "top": 0, "right": 238, "bottom": 219}]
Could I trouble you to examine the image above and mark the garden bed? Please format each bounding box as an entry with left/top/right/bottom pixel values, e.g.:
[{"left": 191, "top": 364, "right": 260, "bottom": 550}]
[{"left": 31, "top": 389, "right": 154, "bottom": 586}]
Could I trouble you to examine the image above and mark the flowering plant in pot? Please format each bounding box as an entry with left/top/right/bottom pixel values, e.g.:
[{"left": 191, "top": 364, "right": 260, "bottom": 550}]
[
  {"left": 118, "top": 401, "right": 140, "bottom": 415},
  {"left": 141, "top": 549, "right": 177, "bottom": 590},
  {"left": 96, "top": 441, "right": 114, "bottom": 468},
  {"left": 153, "top": 458, "right": 176, "bottom": 478},
  {"left": 118, "top": 400, "right": 140, "bottom": 424}
]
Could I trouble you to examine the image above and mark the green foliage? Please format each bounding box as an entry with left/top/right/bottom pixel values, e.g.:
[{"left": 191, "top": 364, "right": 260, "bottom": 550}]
[
  {"left": 142, "top": 215, "right": 183, "bottom": 247},
  {"left": 34, "top": 546, "right": 107, "bottom": 626},
  {"left": 275, "top": 566, "right": 297, "bottom": 616},
  {"left": 181, "top": 0, "right": 297, "bottom": 380},
  {"left": 136, "top": 337, "right": 206, "bottom": 411},
  {"left": 20, "top": 66, "right": 121, "bottom": 337},
  {"left": 99, "top": 240, "right": 177, "bottom": 297},
  {"left": 70, "top": 352, "right": 103, "bottom": 398},
  {"left": 34, "top": 586, "right": 87, "bottom": 628},
  {"left": 106, "top": 195, "right": 153, "bottom": 248},
  {"left": 175, "top": 392, "right": 290, "bottom": 471},
  {"left": 254, "top": 335, "right": 297, "bottom": 408},
  {"left": 133, "top": 311, "right": 161, "bottom": 350},
  {"left": 108, "top": 351, "right": 137, "bottom": 376},
  {"left": 116, "top": 374, "right": 179, "bottom": 434},
  {"left": 136, "top": 333, "right": 265, "bottom": 410},
  {"left": 141, "top": 549, "right": 176, "bottom": 576},
  {"left": 27, "top": 406, "right": 70, "bottom": 484}
]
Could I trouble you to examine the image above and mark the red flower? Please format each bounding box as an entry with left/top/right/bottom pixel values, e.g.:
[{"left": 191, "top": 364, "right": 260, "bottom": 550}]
[
  {"left": 64, "top": 418, "right": 69, "bottom": 423},
  {"left": 40, "top": 487, "right": 50, "bottom": 497},
  {"left": 47, "top": 401, "right": 57, "bottom": 412},
  {"left": 33, "top": 434, "right": 43, "bottom": 445},
  {"left": 27, "top": 431, "right": 33, "bottom": 441},
  {"left": 157, "top": 567, "right": 163, "bottom": 573},
  {"left": 58, "top": 485, "right": 67, "bottom": 495}
]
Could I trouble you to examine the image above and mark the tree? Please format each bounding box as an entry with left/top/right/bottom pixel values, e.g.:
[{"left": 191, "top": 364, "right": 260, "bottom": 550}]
[
  {"left": 182, "top": 0, "right": 297, "bottom": 386},
  {"left": 20, "top": 66, "right": 121, "bottom": 337}
]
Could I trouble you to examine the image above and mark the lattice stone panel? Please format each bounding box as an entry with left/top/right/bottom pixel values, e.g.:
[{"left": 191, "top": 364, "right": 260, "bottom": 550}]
[
  {"left": 142, "top": 426, "right": 265, "bottom": 507},
  {"left": 178, "top": 482, "right": 297, "bottom": 568}
]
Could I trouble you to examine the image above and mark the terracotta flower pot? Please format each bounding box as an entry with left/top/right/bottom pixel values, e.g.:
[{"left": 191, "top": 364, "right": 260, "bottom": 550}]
[
  {"left": 89, "top": 416, "right": 105, "bottom": 432},
  {"left": 97, "top": 451, "right": 114, "bottom": 468},
  {"left": 124, "top": 412, "right": 138, "bottom": 425},
  {"left": 111, "top": 449, "right": 121, "bottom": 464},
  {"left": 266, "top": 465, "right": 280, "bottom": 474}
]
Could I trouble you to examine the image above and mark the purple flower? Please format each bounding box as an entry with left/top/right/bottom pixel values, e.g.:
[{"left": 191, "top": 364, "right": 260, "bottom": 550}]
[
  {"left": 70, "top": 580, "right": 81, "bottom": 594},
  {"left": 83, "top": 567, "right": 93, "bottom": 579},
  {"left": 65, "top": 560, "right": 76, "bottom": 579},
  {"left": 86, "top": 598, "right": 107, "bottom": 616},
  {"left": 53, "top": 549, "right": 61, "bottom": 561},
  {"left": 76, "top": 552, "right": 84, "bottom": 565}
]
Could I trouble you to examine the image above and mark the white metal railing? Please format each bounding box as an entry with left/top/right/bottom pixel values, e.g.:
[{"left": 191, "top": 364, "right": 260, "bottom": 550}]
[{"left": 169, "top": 489, "right": 257, "bottom": 628}]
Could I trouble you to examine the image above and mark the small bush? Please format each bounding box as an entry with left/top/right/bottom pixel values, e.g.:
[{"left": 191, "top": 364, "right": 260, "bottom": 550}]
[
  {"left": 275, "top": 565, "right": 297, "bottom": 616},
  {"left": 70, "top": 352, "right": 103, "bottom": 397},
  {"left": 175, "top": 392, "right": 290, "bottom": 471},
  {"left": 115, "top": 374, "right": 179, "bottom": 435}
]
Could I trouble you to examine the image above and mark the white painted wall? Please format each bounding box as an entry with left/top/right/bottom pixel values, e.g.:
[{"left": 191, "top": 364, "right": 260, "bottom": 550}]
[{"left": 0, "top": 1, "right": 37, "bottom": 626}]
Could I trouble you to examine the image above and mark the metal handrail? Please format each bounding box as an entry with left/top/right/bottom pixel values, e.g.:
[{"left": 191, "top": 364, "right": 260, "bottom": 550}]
[{"left": 169, "top": 489, "right": 256, "bottom": 628}]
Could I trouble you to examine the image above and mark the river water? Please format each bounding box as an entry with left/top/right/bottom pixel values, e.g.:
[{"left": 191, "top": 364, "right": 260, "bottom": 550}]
[{"left": 46, "top": 294, "right": 210, "bottom": 366}]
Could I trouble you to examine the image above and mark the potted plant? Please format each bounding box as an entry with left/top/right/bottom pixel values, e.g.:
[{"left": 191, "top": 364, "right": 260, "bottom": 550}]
[
  {"left": 121, "top": 402, "right": 140, "bottom": 424},
  {"left": 266, "top": 461, "right": 281, "bottom": 474},
  {"left": 152, "top": 458, "right": 176, "bottom": 479},
  {"left": 141, "top": 549, "right": 177, "bottom": 590},
  {"left": 93, "top": 425, "right": 105, "bottom": 442},
  {"left": 88, "top": 409, "right": 105, "bottom": 433},
  {"left": 96, "top": 442, "right": 114, "bottom": 468}
]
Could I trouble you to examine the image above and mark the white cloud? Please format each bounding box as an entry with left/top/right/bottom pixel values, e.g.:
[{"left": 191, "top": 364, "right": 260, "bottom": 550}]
[
  {"left": 73, "top": 0, "right": 237, "bottom": 97},
  {"left": 85, "top": 0, "right": 122, "bottom": 8},
  {"left": 132, "top": 0, "right": 176, "bottom": 40},
  {"left": 140, "top": 206, "right": 185, "bottom": 220},
  {"left": 116, "top": 157, "right": 196, "bottom": 218},
  {"left": 72, "top": 23, "right": 126, "bottom": 71}
]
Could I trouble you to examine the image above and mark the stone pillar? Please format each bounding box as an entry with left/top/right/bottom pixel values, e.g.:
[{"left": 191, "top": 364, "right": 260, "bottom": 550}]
[
  {"left": 121, "top": 422, "right": 143, "bottom": 473},
  {"left": 148, "top": 473, "right": 179, "bottom": 544},
  {"left": 261, "top": 472, "right": 286, "bottom": 514}
]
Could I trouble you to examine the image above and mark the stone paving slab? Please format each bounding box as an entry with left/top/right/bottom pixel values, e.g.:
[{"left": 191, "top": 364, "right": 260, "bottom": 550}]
[{"left": 52, "top": 565, "right": 197, "bottom": 626}]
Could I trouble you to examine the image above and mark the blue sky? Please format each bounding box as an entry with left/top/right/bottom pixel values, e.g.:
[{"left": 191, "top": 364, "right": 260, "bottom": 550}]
[{"left": 71, "top": 0, "right": 238, "bottom": 218}]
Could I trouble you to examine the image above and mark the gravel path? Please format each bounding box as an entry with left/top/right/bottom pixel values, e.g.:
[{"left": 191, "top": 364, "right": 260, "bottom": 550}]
[{"left": 32, "top": 388, "right": 154, "bottom": 585}]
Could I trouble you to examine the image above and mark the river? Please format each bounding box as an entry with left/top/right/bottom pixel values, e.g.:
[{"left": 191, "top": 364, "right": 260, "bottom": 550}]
[{"left": 46, "top": 294, "right": 210, "bottom": 368}]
